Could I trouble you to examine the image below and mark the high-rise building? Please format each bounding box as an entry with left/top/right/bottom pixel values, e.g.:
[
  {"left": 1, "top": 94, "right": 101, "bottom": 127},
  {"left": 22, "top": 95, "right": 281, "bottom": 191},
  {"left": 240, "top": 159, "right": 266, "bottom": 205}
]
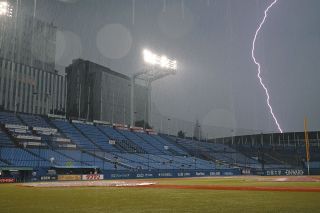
[
  {"left": 0, "top": 0, "right": 64, "bottom": 114},
  {"left": 0, "top": 57, "right": 66, "bottom": 114},
  {"left": 0, "top": 0, "right": 57, "bottom": 72},
  {"left": 66, "top": 59, "right": 149, "bottom": 125}
]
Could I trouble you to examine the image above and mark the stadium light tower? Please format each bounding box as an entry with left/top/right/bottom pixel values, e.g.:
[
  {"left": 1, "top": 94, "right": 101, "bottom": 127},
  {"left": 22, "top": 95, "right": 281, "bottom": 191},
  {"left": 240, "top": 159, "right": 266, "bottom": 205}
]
[{"left": 130, "top": 49, "right": 178, "bottom": 127}]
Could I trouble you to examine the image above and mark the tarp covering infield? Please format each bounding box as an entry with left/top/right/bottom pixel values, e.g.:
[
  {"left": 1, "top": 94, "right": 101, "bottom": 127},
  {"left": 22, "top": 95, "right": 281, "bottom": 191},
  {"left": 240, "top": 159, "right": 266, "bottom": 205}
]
[{"left": 20, "top": 176, "right": 320, "bottom": 192}]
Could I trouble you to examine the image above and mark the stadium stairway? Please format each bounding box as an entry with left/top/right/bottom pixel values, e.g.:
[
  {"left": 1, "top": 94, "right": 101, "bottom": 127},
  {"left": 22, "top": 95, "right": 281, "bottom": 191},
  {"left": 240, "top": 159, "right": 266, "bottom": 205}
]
[
  {"left": 0, "top": 124, "right": 21, "bottom": 147},
  {"left": 0, "top": 126, "right": 16, "bottom": 147}
]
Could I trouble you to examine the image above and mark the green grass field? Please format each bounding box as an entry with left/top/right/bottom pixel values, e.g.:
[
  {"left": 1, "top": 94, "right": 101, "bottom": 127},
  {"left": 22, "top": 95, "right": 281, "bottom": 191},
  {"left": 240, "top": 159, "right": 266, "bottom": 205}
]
[{"left": 1, "top": 177, "right": 320, "bottom": 213}]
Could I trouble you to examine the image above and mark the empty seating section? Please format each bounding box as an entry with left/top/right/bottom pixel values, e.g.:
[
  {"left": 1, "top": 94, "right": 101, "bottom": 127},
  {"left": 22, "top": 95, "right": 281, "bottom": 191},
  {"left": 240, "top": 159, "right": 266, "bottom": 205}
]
[
  {"left": 74, "top": 123, "right": 119, "bottom": 152},
  {"left": 79, "top": 152, "right": 126, "bottom": 170},
  {"left": 27, "top": 148, "right": 80, "bottom": 166},
  {"left": 307, "top": 161, "right": 320, "bottom": 169},
  {"left": 115, "top": 153, "right": 151, "bottom": 169},
  {"left": 135, "top": 132, "right": 171, "bottom": 155},
  {"left": 174, "top": 138, "right": 260, "bottom": 168},
  {"left": 57, "top": 149, "right": 124, "bottom": 170},
  {"left": 18, "top": 114, "right": 52, "bottom": 128},
  {"left": 119, "top": 130, "right": 163, "bottom": 154},
  {"left": 3, "top": 111, "right": 300, "bottom": 171},
  {"left": 0, "top": 129, "right": 14, "bottom": 147},
  {"left": 0, "top": 147, "right": 49, "bottom": 167},
  {"left": 0, "top": 112, "right": 23, "bottom": 125},
  {"left": 0, "top": 160, "right": 8, "bottom": 166},
  {"left": 97, "top": 125, "right": 126, "bottom": 140},
  {"left": 153, "top": 135, "right": 188, "bottom": 155},
  {"left": 51, "top": 120, "right": 97, "bottom": 150}
]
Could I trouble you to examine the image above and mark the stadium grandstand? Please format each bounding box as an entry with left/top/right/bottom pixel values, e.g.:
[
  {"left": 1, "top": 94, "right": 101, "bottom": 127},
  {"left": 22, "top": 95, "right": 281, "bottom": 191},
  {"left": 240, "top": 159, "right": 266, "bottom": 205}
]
[{"left": 0, "top": 110, "right": 319, "bottom": 181}]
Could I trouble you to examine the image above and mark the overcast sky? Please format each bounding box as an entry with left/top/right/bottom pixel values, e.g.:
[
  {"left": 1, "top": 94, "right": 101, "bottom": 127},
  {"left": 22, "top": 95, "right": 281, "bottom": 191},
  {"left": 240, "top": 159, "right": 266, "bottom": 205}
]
[{"left": 32, "top": 0, "right": 320, "bottom": 133}]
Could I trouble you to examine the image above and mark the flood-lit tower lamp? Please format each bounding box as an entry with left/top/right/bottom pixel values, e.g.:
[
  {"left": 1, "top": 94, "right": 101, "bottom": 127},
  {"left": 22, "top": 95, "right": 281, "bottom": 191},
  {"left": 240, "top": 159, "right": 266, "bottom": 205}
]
[
  {"left": 130, "top": 49, "right": 178, "bottom": 127},
  {"left": 0, "top": 1, "right": 13, "bottom": 17},
  {"left": 142, "top": 49, "right": 177, "bottom": 71}
]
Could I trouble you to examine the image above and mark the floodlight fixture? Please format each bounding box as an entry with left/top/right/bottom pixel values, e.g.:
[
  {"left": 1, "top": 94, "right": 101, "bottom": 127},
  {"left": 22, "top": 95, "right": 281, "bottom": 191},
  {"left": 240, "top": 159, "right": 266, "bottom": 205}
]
[
  {"left": 142, "top": 49, "right": 177, "bottom": 71},
  {"left": 0, "top": 1, "right": 13, "bottom": 17},
  {"left": 143, "top": 49, "right": 156, "bottom": 65}
]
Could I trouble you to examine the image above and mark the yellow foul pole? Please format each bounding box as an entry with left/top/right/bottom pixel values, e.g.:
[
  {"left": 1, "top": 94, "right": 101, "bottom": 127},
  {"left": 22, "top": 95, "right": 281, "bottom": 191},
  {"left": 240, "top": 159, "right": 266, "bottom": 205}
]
[{"left": 304, "top": 117, "right": 310, "bottom": 175}]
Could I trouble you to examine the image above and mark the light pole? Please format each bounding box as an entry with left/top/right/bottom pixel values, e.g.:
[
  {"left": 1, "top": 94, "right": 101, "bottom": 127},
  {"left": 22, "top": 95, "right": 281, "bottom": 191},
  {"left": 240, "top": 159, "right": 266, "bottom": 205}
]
[
  {"left": 130, "top": 49, "right": 177, "bottom": 127},
  {"left": 111, "top": 91, "right": 114, "bottom": 124},
  {"left": 197, "top": 124, "right": 200, "bottom": 159},
  {"left": 167, "top": 118, "right": 171, "bottom": 136},
  {"left": 133, "top": 111, "right": 138, "bottom": 126},
  {"left": 123, "top": 84, "right": 131, "bottom": 125}
]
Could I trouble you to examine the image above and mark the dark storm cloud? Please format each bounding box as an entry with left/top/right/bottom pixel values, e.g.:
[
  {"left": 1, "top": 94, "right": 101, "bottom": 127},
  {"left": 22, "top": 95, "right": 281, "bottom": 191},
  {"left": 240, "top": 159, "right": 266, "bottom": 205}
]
[{"left": 33, "top": 0, "right": 320, "bottom": 133}]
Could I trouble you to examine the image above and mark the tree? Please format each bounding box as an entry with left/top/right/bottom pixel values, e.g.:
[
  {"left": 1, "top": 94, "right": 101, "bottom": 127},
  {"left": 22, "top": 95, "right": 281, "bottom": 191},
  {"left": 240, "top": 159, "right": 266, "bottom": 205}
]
[{"left": 177, "top": 130, "right": 185, "bottom": 138}]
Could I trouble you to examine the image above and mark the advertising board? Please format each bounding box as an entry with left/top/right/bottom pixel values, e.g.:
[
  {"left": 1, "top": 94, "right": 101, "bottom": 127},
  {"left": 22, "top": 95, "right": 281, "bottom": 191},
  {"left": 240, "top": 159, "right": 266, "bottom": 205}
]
[
  {"left": 57, "top": 175, "right": 81, "bottom": 181},
  {"left": 0, "top": 178, "right": 15, "bottom": 183},
  {"left": 82, "top": 174, "right": 104, "bottom": 180}
]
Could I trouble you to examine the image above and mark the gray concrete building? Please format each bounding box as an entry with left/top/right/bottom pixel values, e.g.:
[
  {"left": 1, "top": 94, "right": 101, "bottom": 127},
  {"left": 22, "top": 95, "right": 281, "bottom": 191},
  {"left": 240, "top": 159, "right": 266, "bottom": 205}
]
[
  {"left": 0, "top": 0, "right": 62, "bottom": 115},
  {"left": 0, "top": 0, "right": 57, "bottom": 73},
  {"left": 0, "top": 57, "right": 66, "bottom": 114},
  {"left": 66, "top": 59, "right": 149, "bottom": 125}
]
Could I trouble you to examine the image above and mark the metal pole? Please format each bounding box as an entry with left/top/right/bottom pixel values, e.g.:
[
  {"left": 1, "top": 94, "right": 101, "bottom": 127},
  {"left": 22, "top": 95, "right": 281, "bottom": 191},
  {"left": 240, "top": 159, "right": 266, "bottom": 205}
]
[
  {"left": 304, "top": 117, "right": 310, "bottom": 175},
  {"left": 64, "top": 77, "right": 67, "bottom": 116},
  {"left": 78, "top": 82, "right": 81, "bottom": 119},
  {"left": 160, "top": 116, "right": 163, "bottom": 134},
  {"left": 130, "top": 77, "right": 134, "bottom": 127},
  {"left": 100, "top": 84, "right": 102, "bottom": 120},
  {"left": 123, "top": 95, "right": 126, "bottom": 125},
  {"left": 111, "top": 91, "right": 114, "bottom": 124},
  {"left": 87, "top": 86, "right": 90, "bottom": 120},
  {"left": 147, "top": 80, "right": 152, "bottom": 127}
]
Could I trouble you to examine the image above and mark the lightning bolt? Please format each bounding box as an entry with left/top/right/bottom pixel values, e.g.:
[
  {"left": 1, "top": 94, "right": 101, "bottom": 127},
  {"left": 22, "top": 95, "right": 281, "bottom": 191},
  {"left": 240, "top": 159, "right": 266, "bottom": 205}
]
[{"left": 251, "top": 0, "right": 283, "bottom": 133}]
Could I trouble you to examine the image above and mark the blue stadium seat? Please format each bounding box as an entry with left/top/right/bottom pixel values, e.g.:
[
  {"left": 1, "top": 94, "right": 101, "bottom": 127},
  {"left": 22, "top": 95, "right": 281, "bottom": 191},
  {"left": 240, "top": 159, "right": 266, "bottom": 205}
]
[
  {"left": 0, "top": 111, "right": 23, "bottom": 125},
  {"left": 73, "top": 123, "right": 119, "bottom": 152},
  {"left": 51, "top": 120, "right": 98, "bottom": 150},
  {"left": 18, "top": 113, "right": 52, "bottom": 128}
]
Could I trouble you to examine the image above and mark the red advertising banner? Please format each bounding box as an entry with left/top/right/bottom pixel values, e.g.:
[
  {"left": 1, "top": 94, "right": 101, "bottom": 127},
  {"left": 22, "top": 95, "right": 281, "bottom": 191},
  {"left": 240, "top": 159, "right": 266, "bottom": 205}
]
[
  {"left": 131, "top": 126, "right": 145, "bottom": 133},
  {"left": 0, "top": 178, "right": 16, "bottom": 183},
  {"left": 114, "top": 123, "right": 129, "bottom": 130},
  {"left": 82, "top": 174, "right": 104, "bottom": 180},
  {"left": 146, "top": 129, "right": 158, "bottom": 135}
]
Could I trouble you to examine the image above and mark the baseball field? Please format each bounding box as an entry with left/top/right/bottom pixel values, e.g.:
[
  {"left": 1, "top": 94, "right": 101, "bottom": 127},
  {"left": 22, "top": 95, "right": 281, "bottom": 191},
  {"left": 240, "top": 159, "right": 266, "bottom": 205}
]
[{"left": 1, "top": 176, "right": 320, "bottom": 213}]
